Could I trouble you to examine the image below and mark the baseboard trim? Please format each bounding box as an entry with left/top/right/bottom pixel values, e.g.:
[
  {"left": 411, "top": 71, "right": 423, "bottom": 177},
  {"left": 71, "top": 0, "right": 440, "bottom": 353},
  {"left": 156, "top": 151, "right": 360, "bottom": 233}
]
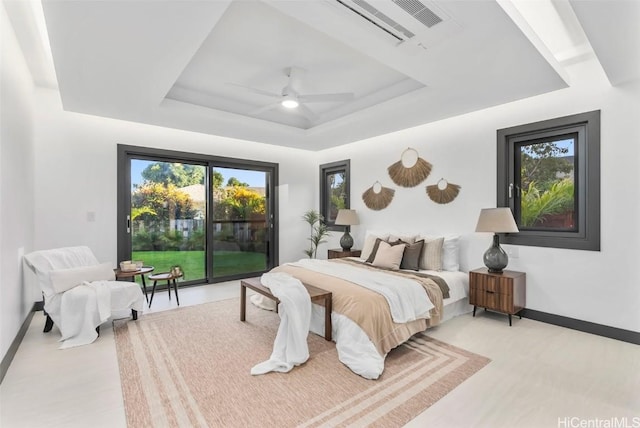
[
  {"left": 521, "top": 309, "right": 639, "bottom": 345},
  {"left": 0, "top": 303, "right": 38, "bottom": 384}
]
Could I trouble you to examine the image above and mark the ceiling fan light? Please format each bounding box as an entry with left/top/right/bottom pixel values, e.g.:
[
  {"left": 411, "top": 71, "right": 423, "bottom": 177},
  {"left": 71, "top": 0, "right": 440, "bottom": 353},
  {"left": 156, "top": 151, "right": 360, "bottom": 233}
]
[{"left": 281, "top": 98, "right": 299, "bottom": 109}]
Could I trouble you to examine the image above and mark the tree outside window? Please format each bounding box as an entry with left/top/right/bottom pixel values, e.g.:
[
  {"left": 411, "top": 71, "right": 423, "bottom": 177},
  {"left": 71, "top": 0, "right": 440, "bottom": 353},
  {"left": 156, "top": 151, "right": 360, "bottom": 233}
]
[
  {"left": 320, "top": 160, "right": 350, "bottom": 230},
  {"left": 497, "top": 110, "right": 600, "bottom": 251},
  {"left": 517, "top": 137, "right": 576, "bottom": 230}
]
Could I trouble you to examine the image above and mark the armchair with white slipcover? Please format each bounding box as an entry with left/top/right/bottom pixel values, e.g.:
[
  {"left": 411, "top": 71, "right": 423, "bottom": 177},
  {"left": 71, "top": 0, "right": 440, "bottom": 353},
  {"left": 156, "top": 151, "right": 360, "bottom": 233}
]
[{"left": 23, "top": 246, "right": 145, "bottom": 349}]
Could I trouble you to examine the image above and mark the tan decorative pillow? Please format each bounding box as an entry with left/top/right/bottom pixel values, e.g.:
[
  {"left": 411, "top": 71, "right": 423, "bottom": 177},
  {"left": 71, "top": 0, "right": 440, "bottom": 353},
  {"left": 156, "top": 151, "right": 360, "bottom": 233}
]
[
  {"left": 421, "top": 234, "right": 460, "bottom": 271},
  {"left": 360, "top": 232, "right": 390, "bottom": 260},
  {"left": 372, "top": 241, "right": 406, "bottom": 270},
  {"left": 419, "top": 237, "right": 445, "bottom": 271}
]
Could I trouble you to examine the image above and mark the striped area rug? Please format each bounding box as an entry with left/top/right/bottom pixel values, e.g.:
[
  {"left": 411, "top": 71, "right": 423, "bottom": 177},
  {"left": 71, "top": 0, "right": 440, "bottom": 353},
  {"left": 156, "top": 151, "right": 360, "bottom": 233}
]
[{"left": 114, "top": 298, "right": 489, "bottom": 427}]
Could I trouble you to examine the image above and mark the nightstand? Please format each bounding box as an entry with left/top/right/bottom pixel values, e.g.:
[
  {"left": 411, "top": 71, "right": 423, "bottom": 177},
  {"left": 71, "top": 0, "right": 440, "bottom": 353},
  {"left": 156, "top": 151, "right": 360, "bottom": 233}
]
[
  {"left": 328, "top": 248, "right": 361, "bottom": 259},
  {"left": 469, "top": 267, "right": 526, "bottom": 326}
]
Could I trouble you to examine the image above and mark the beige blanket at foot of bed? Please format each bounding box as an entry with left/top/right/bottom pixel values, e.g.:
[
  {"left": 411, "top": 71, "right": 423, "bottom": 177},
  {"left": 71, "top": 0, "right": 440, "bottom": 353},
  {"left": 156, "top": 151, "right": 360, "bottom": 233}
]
[{"left": 273, "top": 261, "right": 443, "bottom": 356}]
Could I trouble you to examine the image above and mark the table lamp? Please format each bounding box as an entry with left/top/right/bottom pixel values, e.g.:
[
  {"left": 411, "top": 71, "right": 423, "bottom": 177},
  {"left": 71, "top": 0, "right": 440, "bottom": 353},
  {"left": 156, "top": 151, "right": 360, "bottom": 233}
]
[
  {"left": 334, "top": 209, "right": 359, "bottom": 251},
  {"left": 475, "top": 207, "right": 519, "bottom": 273}
]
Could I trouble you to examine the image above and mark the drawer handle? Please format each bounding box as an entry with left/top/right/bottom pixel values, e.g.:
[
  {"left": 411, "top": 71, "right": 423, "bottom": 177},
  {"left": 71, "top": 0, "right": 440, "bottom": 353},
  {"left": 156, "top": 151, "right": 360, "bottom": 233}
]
[{"left": 485, "top": 290, "right": 495, "bottom": 294}]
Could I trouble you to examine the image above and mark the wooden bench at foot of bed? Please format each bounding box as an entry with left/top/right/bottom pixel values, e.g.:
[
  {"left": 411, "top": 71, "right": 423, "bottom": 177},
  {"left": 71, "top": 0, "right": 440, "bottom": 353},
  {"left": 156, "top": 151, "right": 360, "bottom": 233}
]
[{"left": 240, "top": 277, "right": 333, "bottom": 341}]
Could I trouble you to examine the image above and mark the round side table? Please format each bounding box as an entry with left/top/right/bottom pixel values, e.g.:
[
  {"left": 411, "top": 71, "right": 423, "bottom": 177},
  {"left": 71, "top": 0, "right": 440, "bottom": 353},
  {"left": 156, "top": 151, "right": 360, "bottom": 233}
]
[
  {"left": 147, "top": 271, "right": 183, "bottom": 308},
  {"left": 114, "top": 266, "right": 154, "bottom": 303}
]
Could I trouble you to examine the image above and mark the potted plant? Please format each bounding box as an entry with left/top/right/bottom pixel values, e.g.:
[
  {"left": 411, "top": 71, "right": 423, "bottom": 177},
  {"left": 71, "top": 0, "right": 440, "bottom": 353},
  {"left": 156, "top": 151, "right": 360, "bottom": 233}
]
[
  {"left": 170, "top": 264, "right": 184, "bottom": 279},
  {"left": 302, "top": 209, "right": 329, "bottom": 259}
]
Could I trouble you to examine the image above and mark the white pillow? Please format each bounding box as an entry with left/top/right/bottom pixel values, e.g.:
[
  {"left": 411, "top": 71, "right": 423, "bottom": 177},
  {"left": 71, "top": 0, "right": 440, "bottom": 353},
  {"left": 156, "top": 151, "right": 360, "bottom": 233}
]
[
  {"left": 442, "top": 236, "right": 460, "bottom": 271},
  {"left": 372, "top": 241, "right": 406, "bottom": 270},
  {"left": 419, "top": 237, "right": 444, "bottom": 271},
  {"left": 360, "top": 230, "right": 390, "bottom": 261},
  {"left": 421, "top": 234, "right": 460, "bottom": 271},
  {"left": 49, "top": 262, "right": 115, "bottom": 294}
]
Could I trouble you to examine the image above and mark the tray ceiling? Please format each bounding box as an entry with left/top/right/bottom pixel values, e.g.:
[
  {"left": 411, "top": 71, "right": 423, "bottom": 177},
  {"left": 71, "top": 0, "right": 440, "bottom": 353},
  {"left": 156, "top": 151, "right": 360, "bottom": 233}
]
[{"left": 28, "top": 0, "right": 637, "bottom": 150}]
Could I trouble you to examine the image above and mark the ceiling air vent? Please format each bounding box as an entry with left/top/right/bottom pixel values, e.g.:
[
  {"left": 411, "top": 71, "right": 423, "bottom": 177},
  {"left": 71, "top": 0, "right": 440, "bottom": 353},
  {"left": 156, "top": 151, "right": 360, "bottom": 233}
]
[
  {"left": 335, "top": 0, "right": 414, "bottom": 41},
  {"left": 392, "top": 0, "right": 443, "bottom": 28},
  {"left": 334, "top": 0, "right": 446, "bottom": 43}
]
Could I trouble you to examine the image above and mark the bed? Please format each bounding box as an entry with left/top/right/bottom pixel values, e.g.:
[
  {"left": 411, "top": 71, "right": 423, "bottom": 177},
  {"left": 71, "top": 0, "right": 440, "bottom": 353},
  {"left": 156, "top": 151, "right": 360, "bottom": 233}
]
[{"left": 253, "top": 231, "right": 473, "bottom": 379}]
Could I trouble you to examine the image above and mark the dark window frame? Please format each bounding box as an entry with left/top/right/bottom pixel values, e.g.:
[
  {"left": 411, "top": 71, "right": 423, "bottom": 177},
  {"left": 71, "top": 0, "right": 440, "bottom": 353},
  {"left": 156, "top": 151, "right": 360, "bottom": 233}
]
[
  {"left": 497, "top": 110, "right": 600, "bottom": 251},
  {"left": 320, "top": 159, "right": 350, "bottom": 231},
  {"left": 117, "top": 144, "right": 279, "bottom": 283}
]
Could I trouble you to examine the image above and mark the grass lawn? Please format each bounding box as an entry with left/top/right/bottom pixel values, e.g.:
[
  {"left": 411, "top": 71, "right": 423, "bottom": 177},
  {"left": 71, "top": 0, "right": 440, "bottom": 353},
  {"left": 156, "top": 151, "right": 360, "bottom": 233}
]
[{"left": 131, "top": 250, "right": 266, "bottom": 280}]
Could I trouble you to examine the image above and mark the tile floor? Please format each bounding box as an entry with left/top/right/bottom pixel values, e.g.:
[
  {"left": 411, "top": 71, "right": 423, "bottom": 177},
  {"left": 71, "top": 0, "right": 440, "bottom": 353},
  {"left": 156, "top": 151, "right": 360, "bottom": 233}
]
[{"left": 1, "top": 281, "right": 638, "bottom": 428}]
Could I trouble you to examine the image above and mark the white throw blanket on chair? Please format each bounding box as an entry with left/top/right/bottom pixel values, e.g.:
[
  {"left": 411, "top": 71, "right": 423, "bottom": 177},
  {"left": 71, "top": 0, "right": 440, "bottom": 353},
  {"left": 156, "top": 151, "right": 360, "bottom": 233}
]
[
  {"left": 250, "top": 272, "right": 311, "bottom": 375},
  {"left": 23, "top": 246, "right": 143, "bottom": 349},
  {"left": 58, "top": 281, "right": 112, "bottom": 349}
]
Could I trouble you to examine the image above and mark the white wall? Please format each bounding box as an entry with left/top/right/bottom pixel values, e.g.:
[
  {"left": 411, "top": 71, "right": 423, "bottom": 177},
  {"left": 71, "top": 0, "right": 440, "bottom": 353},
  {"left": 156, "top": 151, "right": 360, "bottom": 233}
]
[
  {"left": 32, "top": 89, "right": 315, "bottom": 269},
  {"left": 1, "top": 5, "right": 37, "bottom": 359},
  {"left": 317, "top": 59, "right": 640, "bottom": 332},
  {"left": 21, "top": 29, "right": 640, "bottom": 338}
]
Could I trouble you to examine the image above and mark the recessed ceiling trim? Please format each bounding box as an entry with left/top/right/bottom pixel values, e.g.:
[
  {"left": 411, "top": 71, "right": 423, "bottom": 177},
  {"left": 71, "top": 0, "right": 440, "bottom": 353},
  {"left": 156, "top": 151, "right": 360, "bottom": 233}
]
[
  {"left": 39, "top": 0, "right": 578, "bottom": 151},
  {"left": 496, "top": 0, "right": 571, "bottom": 85}
]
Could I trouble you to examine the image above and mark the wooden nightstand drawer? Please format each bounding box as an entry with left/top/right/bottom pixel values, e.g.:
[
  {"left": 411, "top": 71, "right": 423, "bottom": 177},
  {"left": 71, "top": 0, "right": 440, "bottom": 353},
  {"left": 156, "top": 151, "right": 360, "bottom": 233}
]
[
  {"left": 472, "top": 290, "right": 515, "bottom": 313},
  {"left": 328, "top": 249, "right": 361, "bottom": 259},
  {"left": 469, "top": 267, "right": 526, "bottom": 326},
  {"left": 472, "top": 274, "right": 512, "bottom": 294}
]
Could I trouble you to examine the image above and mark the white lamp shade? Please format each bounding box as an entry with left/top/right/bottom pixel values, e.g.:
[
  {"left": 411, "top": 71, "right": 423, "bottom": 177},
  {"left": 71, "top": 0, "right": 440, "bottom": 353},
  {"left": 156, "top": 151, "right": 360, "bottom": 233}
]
[
  {"left": 335, "top": 209, "right": 359, "bottom": 226},
  {"left": 475, "top": 208, "right": 519, "bottom": 233}
]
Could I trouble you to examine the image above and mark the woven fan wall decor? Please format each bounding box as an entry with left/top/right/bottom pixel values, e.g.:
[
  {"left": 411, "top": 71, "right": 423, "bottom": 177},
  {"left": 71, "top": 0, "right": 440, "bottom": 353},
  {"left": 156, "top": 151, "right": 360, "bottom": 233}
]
[
  {"left": 362, "top": 181, "right": 395, "bottom": 210},
  {"left": 387, "top": 147, "right": 432, "bottom": 188},
  {"left": 426, "top": 178, "right": 461, "bottom": 204}
]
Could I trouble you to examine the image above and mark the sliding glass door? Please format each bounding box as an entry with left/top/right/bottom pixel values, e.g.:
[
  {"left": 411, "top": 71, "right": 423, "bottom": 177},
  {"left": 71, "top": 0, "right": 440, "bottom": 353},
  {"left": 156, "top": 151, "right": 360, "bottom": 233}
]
[
  {"left": 129, "top": 159, "right": 207, "bottom": 282},
  {"left": 211, "top": 167, "right": 270, "bottom": 278},
  {"left": 118, "top": 146, "right": 278, "bottom": 284}
]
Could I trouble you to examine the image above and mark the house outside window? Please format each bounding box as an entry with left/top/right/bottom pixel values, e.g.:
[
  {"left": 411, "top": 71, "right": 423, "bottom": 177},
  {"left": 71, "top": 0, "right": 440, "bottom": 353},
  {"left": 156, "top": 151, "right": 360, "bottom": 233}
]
[{"left": 497, "top": 110, "right": 600, "bottom": 251}]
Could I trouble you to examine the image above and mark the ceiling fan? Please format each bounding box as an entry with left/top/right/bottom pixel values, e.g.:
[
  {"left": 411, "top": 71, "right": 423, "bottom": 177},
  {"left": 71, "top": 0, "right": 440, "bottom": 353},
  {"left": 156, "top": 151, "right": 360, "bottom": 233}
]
[{"left": 227, "top": 66, "right": 355, "bottom": 121}]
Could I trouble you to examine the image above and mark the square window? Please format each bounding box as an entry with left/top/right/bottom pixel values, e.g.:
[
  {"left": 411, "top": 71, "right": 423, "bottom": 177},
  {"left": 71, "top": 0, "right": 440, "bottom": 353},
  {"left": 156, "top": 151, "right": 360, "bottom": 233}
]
[{"left": 497, "top": 111, "right": 600, "bottom": 251}]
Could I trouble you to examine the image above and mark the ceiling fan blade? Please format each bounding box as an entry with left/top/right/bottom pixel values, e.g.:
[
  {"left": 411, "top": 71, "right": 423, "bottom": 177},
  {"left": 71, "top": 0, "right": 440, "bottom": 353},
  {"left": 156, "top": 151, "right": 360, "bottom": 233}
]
[
  {"left": 225, "top": 82, "right": 280, "bottom": 99},
  {"left": 298, "top": 93, "right": 355, "bottom": 103},
  {"left": 298, "top": 104, "right": 318, "bottom": 122},
  {"left": 249, "top": 103, "right": 281, "bottom": 115}
]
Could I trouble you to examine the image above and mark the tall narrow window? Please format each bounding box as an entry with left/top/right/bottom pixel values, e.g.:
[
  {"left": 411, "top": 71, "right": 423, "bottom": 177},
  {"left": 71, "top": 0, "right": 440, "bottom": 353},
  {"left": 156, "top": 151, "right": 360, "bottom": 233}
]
[
  {"left": 320, "top": 160, "right": 350, "bottom": 230},
  {"left": 497, "top": 110, "right": 600, "bottom": 250}
]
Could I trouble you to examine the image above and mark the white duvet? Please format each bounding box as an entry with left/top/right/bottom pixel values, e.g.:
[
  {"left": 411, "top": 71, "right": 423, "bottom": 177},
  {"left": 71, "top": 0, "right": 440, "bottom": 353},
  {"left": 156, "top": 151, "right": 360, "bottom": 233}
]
[
  {"left": 290, "top": 259, "right": 433, "bottom": 323},
  {"left": 252, "top": 261, "right": 469, "bottom": 379}
]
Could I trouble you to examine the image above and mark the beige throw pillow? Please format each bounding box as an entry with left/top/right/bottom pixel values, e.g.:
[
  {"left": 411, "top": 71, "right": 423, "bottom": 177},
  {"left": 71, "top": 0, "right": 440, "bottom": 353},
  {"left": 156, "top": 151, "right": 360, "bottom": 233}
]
[
  {"left": 419, "top": 237, "right": 445, "bottom": 271},
  {"left": 372, "top": 241, "right": 406, "bottom": 270},
  {"left": 365, "top": 238, "right": 386, "bottom": 263},
  {"left": 421, "top": 234, "right": 460, "bottom": 271},
  {"left": 360, "top": 232, "right": 390, "bottom": 260}
]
